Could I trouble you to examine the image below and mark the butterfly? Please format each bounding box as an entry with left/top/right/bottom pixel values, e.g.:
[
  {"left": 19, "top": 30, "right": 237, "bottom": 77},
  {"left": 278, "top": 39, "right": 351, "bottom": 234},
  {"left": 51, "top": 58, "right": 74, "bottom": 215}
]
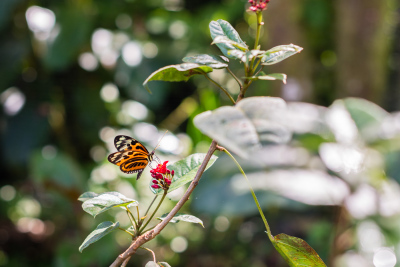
[{"left": 107, "top": 135, "right": 161, "bottom": 180}]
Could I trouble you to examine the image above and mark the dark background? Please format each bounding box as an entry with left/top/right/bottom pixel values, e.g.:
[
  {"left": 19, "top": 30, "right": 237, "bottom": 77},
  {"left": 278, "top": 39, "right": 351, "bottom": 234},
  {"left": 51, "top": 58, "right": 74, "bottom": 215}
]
[{"left": 1, "top": 0, "right": 399, "bottom": 266}]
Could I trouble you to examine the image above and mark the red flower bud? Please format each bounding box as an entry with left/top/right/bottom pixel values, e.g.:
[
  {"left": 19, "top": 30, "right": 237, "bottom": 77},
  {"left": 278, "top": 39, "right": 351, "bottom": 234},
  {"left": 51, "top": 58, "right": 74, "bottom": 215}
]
[
  {"left": 152, "top": 179, "right": 158, "bottom": 184},
  {"left": 166, "top": 169, "right": 171, "bottom": 174},
  {"left": 151, "top": 184, "right": 160, "bottom": 189},
  {"left": 171, "top": 170, "right": 174, "bottom": 176}
]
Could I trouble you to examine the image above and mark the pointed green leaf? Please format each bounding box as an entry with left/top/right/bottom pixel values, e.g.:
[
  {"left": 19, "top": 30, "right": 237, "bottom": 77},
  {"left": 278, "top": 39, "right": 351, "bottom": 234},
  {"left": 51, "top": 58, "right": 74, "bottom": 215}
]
[
  {"left": 150, "top": 153, "right": 218, "bottom": 194},
  {"left": 82, "top": 193, "right": 138, "bottom": 217},
  {"left": 145, "top": 262, "right": 159, "bottom": 267},
  {"left": 158, "top": 213, "right": 204, "bottom": 227},
  {"left": 260, "top": 44, "right": 303, "bottom": 65},
  {"left": 78, "top": 192, "right": 99, "bottom": 202},
  {"left": 211, "top": 36, "right": 248, "bottom": 51},
  {"left": 182, "top": 54, "right": 228, "bottom": 69},
  {"left": 272, "top": 233, "right": 327, "bottom": 267},
  {"left": 247, "top": 73, "right": 287, "bottom": 84},
  {"left": 79, "top": 221, "right": 119, "bottom": 252},
  {"left": 143, "top": 63, "right": 213, "bottom": 91},
  {"left": 78, "top": 191, "right": 131, "bottom": 202},
  {"left": 209, "top": 19, "right": 247, "bottom": 58}
]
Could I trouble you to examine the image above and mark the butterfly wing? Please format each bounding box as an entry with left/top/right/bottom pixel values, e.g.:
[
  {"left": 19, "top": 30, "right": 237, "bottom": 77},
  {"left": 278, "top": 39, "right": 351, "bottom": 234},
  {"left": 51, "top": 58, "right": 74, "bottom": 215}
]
[
  {"left": 108, "top": 135, "right": 152, "bottom": 180},
  {"left": 113, "top": 135, "right": 150, "bottom": 153}
]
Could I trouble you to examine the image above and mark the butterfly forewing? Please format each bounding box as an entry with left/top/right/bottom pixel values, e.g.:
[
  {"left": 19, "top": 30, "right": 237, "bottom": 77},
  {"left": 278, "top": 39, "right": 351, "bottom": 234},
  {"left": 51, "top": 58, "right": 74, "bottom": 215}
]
[{"left": 114, "top": 135, "right": 149, "bottom": 153}]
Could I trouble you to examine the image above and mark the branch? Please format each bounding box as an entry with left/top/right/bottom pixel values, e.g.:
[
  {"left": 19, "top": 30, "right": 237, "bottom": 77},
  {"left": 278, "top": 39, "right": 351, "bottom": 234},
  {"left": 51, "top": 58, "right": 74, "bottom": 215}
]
[{"left": 110, "top": 140, "right": 218, "bottom": 267}]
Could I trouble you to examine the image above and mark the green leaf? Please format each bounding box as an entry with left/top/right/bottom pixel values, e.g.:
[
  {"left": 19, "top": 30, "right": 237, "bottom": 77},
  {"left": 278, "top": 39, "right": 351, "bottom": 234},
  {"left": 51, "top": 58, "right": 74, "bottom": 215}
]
[
  {"left": 247, "top": 73, "right": 287, "bottom": 84},
  {"left": 79, "top": 221, "right": 119, "bottom": 252},
  {"left": 194, "top": 97, "right": 331, "bottom": 159},
  {"left": 82, "top": 192, "right": 138, "bottom": 217},
  {"left": 150, "top": 153, "right": 218, "bottom": 194},
  {"left": 143, "top": 63, "right": 213, "bottom": 92},
  {"left": 272, "top": 233, "right": 327, "bottom": 267},
  {"left": 145, "top": 262, "right": 159, "bottom": 267},
  {"left": 78, "top": 191, "right": 131, "bottom": 202},
  {"left": 228, "top": 49, "right": 264, "bottom": 64},
  {"left": 158, "top": 213, "right": 204, "bottom": 227},
  {"left": 209, "top": 19, "right": 247, "bottom": 58},
  {"left": 182, "top": 54, "right": 228, "bottom": 69},
  {"left": 211, "top": 36, "right": 248, "bottom": 51},
  {"left": 260, "top": 44, "right": 303, "bottom": 65},
  {"left": 78, "top": 192, "right": 98, "bottom": 202},
  {"left": 158, "top": 262, "right": 171, "bottom": 267}
]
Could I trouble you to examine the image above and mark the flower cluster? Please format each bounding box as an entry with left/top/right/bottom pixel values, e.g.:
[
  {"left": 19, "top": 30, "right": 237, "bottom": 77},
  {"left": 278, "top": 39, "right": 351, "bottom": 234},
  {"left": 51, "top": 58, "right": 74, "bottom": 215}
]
[
  {"left": 150, "top": 161, "right": 174, "bottom": 190},
  {"left": 248, "top": 0, "right": 269, "bottom": 12}
]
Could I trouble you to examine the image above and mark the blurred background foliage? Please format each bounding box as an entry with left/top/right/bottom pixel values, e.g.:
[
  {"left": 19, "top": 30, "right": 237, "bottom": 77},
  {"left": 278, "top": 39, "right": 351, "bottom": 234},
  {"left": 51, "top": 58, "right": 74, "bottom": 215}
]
[{"left": 1, "top": 0, "right": 400, "bottom": 266}]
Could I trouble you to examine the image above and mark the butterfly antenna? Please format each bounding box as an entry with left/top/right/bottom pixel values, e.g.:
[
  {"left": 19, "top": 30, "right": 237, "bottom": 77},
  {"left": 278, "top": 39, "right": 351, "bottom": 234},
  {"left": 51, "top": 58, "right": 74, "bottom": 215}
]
[{"left": 153, "top": 130, "right": 168, "bottom": 151}]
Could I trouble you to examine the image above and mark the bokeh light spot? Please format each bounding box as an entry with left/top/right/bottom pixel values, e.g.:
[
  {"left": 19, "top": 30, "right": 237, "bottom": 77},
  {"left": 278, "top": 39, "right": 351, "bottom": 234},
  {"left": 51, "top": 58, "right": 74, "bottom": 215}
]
[
  {"left": 214, "top": 216, "right": 230, "bottom": 232},
  {"left": 1, "top": 87, "right": 26, "bottom": 116},
  {"left": 373, "top": 248, "right": 397, "bottom": 267},
  {"left": 100, "top": 83, "right": 119, "bottom": 102},
  {"left": 170, "top": 236, "right": 188, "bottom": 253},
  {"left": 42, "top": 145, "right": 57, "bottom": 160},
  {"left": 122, "top": 42, "right": 142, "bottom": 67},
  {"left": 0, "top": 185, "right": 16, "bottom": 202},
  {"left": 78, "top": 52, "right": 98, "bottom": 71}
]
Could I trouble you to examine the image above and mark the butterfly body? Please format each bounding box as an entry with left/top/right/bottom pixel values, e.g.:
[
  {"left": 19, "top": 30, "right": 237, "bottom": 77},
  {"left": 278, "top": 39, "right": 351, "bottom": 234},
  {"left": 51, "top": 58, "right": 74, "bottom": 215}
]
[{"left": 108, "top": 135, "right": 158, "bottom": 180}]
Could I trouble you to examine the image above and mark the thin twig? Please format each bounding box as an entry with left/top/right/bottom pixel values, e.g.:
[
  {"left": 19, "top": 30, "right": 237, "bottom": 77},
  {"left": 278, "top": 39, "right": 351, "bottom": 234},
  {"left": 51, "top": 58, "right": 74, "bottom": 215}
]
[
  {"left": 109, "top": 140, "right": 218, "bottom": 267},
  {"left": 126, "top": 209, "right": 138, "bottom": 230},
  {"left": 203, "top": 74, "right": 236, "bottom": 104},
  {"left": 140, "top": 247, "right": 157, "bottom": 262},
  {"left": 119, "top": 227, "right": 134, "bottom": 237},
  {"left": 139, "top": 191, "right": 167, "bottom": 233},
  {"left": 144, "top": 195, "right": 158, "bottom": 218},
  {"left": 226, "top": 67, "right": 243, "bottom": 89}
]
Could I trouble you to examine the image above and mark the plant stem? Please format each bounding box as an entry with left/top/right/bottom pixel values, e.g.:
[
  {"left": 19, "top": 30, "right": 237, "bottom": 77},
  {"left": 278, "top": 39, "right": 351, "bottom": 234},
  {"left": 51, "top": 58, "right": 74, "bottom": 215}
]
[
  {"left": 221, "top": 147, "right": 274, "bottom": 242},
  {"left": 136, "top": 206, "right": 140, "bottom": 222},
  {"left": 119, "top": 227, "right": 134, "bottom": 237},
  {"left": 126, "top": 208, "right": 138, "bottom": 230},
  {"left": 140, "top": 247, "right": 157, "bottom": 262},
  {"left": 226, "top": 67, "right": 243, "bottom": 90},
  {"left": 203, "top": 74, "right": 236, "bottom": 104},
  {"left": 144, "top": 195, "right": 158, "bottom": 219},
  {"left": 139, "top": 190, "right": 168, "bottom": 233},
  {"left": 238, "top": 11, "right": 264, "bottom": 103}
]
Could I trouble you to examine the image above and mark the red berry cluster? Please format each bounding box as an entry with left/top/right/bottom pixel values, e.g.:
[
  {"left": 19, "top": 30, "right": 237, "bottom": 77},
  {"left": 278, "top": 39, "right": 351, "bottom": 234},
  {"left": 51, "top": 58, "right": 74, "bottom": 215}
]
[
  {"left": 248, "top": 0, "right": 269, "bottom": 12},
  {"left": 150, "top": 161, "right": 174, "bottom": 190}
]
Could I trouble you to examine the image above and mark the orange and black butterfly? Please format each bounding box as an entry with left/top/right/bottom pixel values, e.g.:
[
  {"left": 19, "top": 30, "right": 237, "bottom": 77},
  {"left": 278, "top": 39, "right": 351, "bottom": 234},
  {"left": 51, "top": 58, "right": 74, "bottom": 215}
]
[{"left": 108, "top": 135, "right": 161, "bottom": 180}]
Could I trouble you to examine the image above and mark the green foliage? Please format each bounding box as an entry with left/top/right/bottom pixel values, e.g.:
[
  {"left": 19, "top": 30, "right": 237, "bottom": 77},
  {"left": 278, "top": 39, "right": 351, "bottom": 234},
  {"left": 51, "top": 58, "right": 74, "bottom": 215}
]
[
  {"left": 209, "top": 19, "right": 248, "bottom": 58},
  {"left": 81, "top": 192, "right": 138, "bottom": 217},
  {"left": 79, "top": 221, "right": 120, "bottom": 252},
  {"left": 158, "top": 213, "right": 204, "bottom": 227},
  {"left": 182, "top": 54, "right": 229, "bottom": 69},
  {"left": 260, "top": 44, "right": 304, "bottom": 65},
  {"left": 272, "top": 234, "right": 327, "bottom": 267},
  {"left": 143, "top": 63, "right": 213, "bottom": 92}
]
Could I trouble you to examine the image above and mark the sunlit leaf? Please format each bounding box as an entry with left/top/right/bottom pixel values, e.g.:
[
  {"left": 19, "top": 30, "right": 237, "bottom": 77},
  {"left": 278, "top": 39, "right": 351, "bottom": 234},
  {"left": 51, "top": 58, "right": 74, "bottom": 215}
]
[
  {"left": 150, "top": 153, "right": 218, "bottom": 194},
  {"left": 79, "top": 221, "right": 119, "bottom": 252},
  {"left": 194, "top": 97, "right": 331, "bottom": 159},
  {"left": 247, "top": 73, "right": 287, "bottom": 84},
  {"left": 272, "top": 233, "right": 327, "bottom": 267},
  {"left": 209, "top": 19, "right": 247, "bottom": 58},
  {"left": 82, "top": 192, "right": 138, "bottom": 217},
  {"left": 143, "top": 63, "right": 213, "bottom": 92},
  {"left": 78, "top": 191, "right": 132, "bottom": 202},
  {"left": 145, "top": 262, "right": 159, "bottom": 267},
  {"left": 260, "top": 44, "right": 303, "bottom": 65},
  {"left": 182, "top": 54, "right": 228, "bottom": 69},
  {"left": 158, "top": 212, "right": 204, "bottom": 227},
  {"left": 211, "top": 36, "right": 248, "bottom": 51},
  {"left": 228, "top": 49, "right": 264, "bottom": 64}
]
